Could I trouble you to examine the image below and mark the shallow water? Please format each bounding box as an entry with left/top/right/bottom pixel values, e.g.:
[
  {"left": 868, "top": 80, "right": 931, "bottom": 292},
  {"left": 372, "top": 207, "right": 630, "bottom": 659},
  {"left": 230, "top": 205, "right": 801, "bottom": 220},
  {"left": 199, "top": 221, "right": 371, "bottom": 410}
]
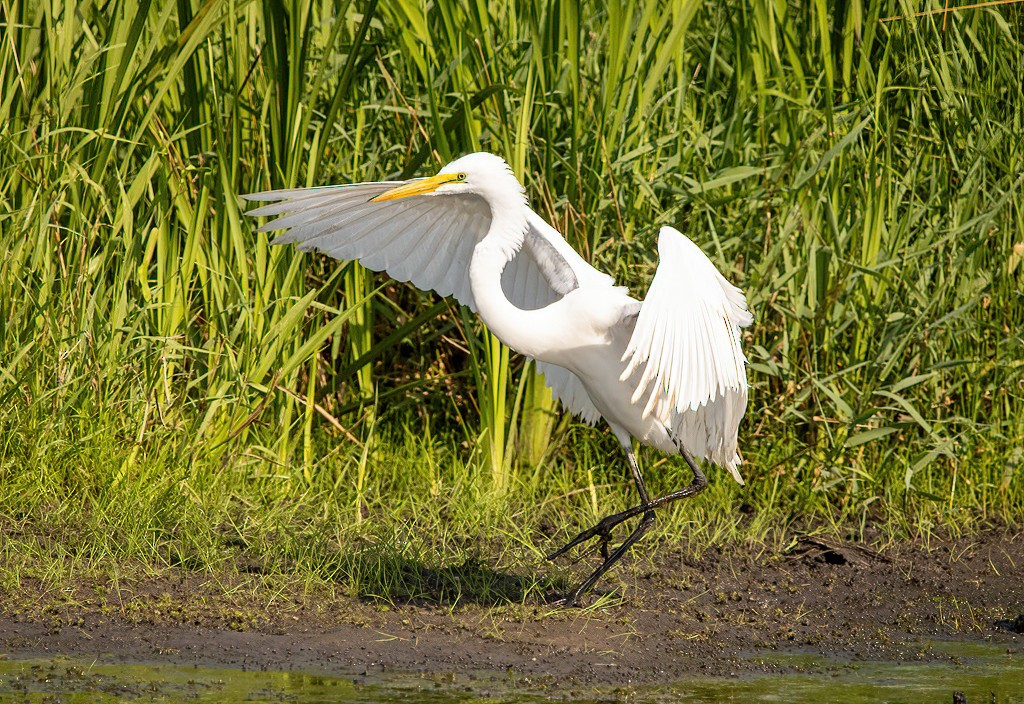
[{"left": 0, "top": 640, "right": 1021, "bottom": 703}]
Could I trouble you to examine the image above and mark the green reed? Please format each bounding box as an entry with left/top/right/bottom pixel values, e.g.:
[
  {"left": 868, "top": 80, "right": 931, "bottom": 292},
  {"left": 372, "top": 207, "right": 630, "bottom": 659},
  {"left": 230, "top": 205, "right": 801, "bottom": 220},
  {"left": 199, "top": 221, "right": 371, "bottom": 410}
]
[{"left": 0, "top": 0, "right": 1021, "bottom": 601}]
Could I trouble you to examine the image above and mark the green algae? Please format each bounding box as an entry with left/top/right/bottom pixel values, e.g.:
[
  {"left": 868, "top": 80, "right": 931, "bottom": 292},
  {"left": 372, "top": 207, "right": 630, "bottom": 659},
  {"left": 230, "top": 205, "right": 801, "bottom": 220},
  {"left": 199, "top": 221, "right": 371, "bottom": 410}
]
[{"left": 0, "top": 640, "right": 1021, "bottom": 703}]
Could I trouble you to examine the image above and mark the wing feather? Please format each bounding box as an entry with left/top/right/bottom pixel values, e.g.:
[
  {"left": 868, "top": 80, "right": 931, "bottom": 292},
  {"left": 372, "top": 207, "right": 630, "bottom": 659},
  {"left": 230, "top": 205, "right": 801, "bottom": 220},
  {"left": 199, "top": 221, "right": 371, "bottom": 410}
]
[
  {"left": 244, "top": 184, "right": 491, "bottom": 310},
  {"left": 534, "top": 362, "right": 603, "bottom": 426},
  {"left": 362, "top": 202, "right": 448, "bottom": 270},
  {"left": 255, "top": 187, "right": 392, "bottom": 234},
  {"left": 621, "top": 226, "right": 752, "bottom": 482},
  {"left": 397, "top": 209, "right": 455, "bottom": 289}
]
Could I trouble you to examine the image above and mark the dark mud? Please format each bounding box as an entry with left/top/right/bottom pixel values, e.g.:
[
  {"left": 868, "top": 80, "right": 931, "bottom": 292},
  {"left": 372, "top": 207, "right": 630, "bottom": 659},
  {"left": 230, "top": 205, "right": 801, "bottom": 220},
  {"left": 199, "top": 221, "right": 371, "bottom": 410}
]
[{"left": 1, "top": 532, "right": 1021, "bottom": 685}]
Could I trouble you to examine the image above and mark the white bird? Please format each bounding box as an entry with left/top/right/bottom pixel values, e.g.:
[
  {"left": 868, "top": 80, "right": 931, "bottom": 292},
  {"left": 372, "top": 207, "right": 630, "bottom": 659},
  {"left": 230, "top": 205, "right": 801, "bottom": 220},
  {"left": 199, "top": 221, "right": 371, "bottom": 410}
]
[{"left": 244, "top": 152, "right": 752, "bottom": 605}]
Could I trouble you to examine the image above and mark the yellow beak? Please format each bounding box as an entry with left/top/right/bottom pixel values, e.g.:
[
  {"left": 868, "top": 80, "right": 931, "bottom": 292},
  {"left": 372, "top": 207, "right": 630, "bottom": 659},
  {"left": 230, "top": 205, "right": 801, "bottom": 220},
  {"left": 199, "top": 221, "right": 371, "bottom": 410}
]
[{"left": 370, "top": 173, "right": 460, "bottom": 202}]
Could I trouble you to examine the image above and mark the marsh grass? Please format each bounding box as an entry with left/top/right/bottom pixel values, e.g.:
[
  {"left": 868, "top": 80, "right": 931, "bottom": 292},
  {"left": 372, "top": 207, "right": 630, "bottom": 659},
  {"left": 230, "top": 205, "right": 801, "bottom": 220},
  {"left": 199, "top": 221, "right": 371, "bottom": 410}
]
[{"left": 0, "top": 0, "right": 1022, "bottom": 605}]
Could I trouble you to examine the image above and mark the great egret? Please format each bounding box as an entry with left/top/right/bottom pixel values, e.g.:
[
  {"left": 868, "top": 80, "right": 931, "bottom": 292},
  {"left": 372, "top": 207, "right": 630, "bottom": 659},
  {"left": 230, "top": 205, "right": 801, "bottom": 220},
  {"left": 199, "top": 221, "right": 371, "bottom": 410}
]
[{"left": 244, "top": 152, "right": 751, "bottom": 605}]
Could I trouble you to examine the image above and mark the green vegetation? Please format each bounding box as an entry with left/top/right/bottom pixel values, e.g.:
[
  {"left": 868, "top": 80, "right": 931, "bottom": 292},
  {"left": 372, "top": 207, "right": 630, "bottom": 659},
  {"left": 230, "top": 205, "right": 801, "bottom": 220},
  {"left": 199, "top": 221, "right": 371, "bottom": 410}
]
[{"left": 1, "top": 0, "right": 1022, "bottom": 605}]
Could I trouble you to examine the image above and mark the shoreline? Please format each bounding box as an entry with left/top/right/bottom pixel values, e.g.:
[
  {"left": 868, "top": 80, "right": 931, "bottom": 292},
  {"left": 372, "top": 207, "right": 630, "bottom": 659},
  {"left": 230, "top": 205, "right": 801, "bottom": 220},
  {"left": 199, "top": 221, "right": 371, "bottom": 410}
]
[{"left": 2, "top": 532, "right": 1021, "bottom": 685}]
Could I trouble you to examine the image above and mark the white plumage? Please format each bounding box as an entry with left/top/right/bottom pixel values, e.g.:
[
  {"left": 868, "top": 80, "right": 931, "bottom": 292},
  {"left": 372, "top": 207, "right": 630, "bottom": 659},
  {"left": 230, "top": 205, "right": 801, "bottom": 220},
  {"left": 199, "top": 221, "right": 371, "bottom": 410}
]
[
  {"left": 621, "top": 228, "right": 752, "bottom": 482},
  {"left": 244, "top": 152, "right": 752, "bottom": 603}
]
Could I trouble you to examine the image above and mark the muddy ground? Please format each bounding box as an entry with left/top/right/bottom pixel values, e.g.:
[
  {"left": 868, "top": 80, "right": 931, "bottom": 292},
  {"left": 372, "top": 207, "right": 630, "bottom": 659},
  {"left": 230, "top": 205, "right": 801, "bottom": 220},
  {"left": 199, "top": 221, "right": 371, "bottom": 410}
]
[{"left": 1, "top": 532, "right": 1022, "bottom": 685}]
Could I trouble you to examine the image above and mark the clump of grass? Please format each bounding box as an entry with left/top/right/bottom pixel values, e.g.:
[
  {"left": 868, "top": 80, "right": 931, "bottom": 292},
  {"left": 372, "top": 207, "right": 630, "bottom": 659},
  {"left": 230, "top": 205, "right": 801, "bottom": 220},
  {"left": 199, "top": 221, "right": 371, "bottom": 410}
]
[{"left": 1, "top": 0, "right": 1022, "bottom": 604}]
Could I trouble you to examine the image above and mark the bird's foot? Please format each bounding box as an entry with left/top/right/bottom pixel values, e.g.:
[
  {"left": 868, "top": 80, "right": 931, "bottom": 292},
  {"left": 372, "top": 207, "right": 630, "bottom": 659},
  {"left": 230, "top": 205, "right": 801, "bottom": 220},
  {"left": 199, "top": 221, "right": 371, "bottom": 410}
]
[
  {"left": 547, "top": 509, "right": 658, "bottom": 607},
  {"left": 545, "top": 508, "right": 640, "bottom": 562}
]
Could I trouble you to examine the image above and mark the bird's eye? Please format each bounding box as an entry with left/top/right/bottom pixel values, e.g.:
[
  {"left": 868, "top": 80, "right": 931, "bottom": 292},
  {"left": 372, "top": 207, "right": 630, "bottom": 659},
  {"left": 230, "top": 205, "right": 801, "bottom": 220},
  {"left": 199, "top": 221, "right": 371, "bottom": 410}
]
[{"left": 457, "top": 172, "right": 467, "bottom": 181}]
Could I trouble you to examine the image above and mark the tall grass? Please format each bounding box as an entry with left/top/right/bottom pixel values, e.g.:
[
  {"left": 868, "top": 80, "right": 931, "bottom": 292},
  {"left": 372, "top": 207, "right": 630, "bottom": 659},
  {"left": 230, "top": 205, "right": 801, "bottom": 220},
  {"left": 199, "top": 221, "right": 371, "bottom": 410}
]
[{"left": 0, "top": 0, "right": 1022, "bottom": 599}]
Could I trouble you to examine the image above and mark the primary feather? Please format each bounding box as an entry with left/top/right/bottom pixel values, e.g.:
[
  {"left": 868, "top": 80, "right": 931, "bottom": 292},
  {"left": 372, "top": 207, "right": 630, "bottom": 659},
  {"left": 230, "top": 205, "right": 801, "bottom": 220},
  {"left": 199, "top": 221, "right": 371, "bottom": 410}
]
[{"left": 620, "top": 226, "right": 752, "bottom": 482}]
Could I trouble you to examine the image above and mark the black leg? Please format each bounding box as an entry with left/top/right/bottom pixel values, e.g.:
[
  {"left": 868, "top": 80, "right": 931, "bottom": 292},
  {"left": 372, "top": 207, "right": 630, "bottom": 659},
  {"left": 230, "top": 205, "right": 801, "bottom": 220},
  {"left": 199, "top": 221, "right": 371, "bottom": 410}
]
[
  {"left": 548, "top": 443, "right": 708, "bottom": 605},
  {"left": 546, "top": 446, "right": 649, "bottom": 562},
  {"left": 647, "top": 444, "right": 708, "bottom": 508},
  {"left": 555, "top": 508, "right": 656, "bottom": 606},
  {"left": 547, "top": 445, "right": 706, "bottom": 561}
]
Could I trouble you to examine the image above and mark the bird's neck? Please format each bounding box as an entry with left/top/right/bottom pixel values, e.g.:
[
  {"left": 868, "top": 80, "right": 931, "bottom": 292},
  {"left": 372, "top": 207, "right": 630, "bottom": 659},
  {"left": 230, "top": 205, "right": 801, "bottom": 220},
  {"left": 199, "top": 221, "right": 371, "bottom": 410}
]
[{"left": 469, "top": 214, "right": 543, "bottom": 356}]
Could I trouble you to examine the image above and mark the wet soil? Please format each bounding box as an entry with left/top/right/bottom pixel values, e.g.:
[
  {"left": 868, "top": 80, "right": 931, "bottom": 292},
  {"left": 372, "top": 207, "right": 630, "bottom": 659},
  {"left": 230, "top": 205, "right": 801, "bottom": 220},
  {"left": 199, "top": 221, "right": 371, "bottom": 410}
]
[{"left": 1, "top": 532, "right": 1021, "bottom": 685}]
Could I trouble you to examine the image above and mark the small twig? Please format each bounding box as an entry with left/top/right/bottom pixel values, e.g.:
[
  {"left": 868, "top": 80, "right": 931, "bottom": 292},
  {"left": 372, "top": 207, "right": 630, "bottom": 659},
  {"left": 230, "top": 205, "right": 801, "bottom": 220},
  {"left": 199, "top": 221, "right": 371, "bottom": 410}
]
[
  {"left": 377, "top": 58, "right": 442, "bottom": 168},
  {"left": 224, "top": 373, "right": 279, "bottom": 442},
  {"left": 274, "top": 384, "right": 362, "bottom": 446},
  {"left": 881, "top": 0, "right": 1024, "bottom": 23}
]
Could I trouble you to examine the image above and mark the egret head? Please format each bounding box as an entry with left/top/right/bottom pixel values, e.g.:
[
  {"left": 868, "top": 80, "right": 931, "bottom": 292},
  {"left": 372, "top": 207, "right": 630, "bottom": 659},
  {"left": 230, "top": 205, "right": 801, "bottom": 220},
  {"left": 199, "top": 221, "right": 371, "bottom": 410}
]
[{"left": 371, "top": 152, "right": 526, "bottom": 208}]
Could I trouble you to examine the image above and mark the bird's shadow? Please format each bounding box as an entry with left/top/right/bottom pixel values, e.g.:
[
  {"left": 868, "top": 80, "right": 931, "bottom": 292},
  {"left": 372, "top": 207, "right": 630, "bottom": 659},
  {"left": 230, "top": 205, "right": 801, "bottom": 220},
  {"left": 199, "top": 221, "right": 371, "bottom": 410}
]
[{"left": 321, "top": 550, "right": 577, "bottom": 607}]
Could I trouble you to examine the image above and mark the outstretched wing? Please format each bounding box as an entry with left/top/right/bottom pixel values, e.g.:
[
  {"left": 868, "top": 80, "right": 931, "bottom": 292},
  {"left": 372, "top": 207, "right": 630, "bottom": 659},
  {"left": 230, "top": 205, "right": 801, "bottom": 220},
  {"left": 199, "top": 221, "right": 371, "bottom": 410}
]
[
  {"left": 244, "top": 183, "right": 490, "bottom": 309},
  {"left": 244, "top": 184, "right": 611, "bottom": 425},
  {"left": 621, "top": 226, "right": 752, "bottom": 482}
]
